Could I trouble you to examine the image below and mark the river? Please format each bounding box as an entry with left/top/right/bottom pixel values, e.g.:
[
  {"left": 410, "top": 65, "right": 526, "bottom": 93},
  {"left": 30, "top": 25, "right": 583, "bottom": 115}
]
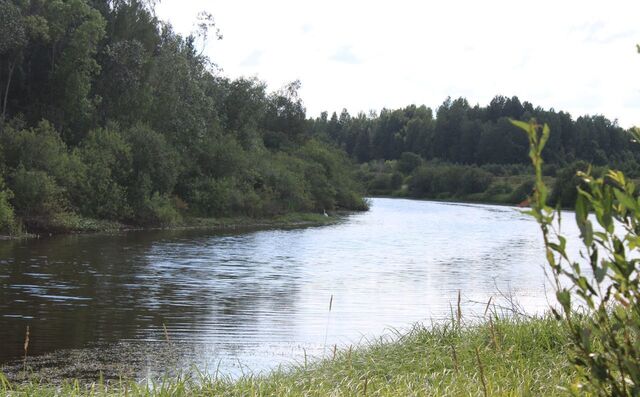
[{"left": 0, "top": 198, "right": 580, "bottom": 380}]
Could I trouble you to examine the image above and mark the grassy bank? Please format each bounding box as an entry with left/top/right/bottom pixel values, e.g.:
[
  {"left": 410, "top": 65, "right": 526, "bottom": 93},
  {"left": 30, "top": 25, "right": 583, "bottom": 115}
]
[
  {"left": 3, "top": 211, "right": 343, "bottom": 239},
  {"left": 1, "top": 315, "right": 577, "bottom": 396}
]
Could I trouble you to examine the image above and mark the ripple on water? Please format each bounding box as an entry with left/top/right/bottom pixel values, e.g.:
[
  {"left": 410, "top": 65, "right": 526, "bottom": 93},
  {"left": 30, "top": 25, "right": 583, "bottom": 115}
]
[{"left": 0, "top": 198, "right": 581, "bottom": 380}]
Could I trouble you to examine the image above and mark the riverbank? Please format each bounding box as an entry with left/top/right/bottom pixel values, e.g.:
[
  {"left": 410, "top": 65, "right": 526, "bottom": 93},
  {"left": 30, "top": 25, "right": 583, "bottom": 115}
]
[
  {"left": 1, "top": 314, "right": 576, "bottom": 396},
  {"left": 367, "top": 173, "right": 551, "bottom": 208},
  {"left": 1, "top": 211, "right": 345, "bottom": 240}
]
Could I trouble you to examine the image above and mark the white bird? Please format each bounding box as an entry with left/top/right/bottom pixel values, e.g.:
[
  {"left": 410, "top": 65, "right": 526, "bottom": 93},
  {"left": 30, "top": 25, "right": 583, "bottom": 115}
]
[{"left": 323, "top": 209, "right": 329, "bottom": 217}]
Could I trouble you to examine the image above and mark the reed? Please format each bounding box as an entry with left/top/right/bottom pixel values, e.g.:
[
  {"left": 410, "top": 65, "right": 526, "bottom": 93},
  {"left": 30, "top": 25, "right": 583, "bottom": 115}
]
[{"left": 22, "top": 326, "right": 29, "bottom": 373}]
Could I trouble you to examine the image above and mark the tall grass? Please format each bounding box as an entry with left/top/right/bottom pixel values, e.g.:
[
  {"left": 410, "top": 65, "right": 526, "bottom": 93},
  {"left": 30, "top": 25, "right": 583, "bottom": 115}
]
[{"left": 1, "top": 314, "right": 576, "bottom": 396}]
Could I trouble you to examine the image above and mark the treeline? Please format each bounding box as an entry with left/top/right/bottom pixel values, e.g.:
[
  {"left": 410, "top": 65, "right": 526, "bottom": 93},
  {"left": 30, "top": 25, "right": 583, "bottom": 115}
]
[
  {"left": 0, "top": 0, "right": 367, "bottom": 234},
  {"left": 310, "top": 97, "right": 639, "bottom": 204},
  {"left": 311, "top": 97, "right": 638, "bottom": 168}
]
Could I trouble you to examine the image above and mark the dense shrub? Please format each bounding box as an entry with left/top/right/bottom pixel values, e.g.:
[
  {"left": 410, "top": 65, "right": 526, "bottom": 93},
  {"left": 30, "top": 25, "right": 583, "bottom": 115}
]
[
  {"left": 77, "top": 128, "right": 132, "bottom": 220},
  {"left": 10, "top": 167, "right": 65, "bottom": 218},
  {"left": 138, "top": 193, "right": 181, "bottom": 226},
  {"left": 408, "top": 164, "right": 493, "bottom": 197},
  {"left": 548, "top": 161, "right": 589, "bottom": 207},
  {"left": 0, "top": 186, "right": 17, "bottom": 234},
  {"left": 458, "top": 168, "right": 493, "bottom": 194},
  {"left": 189, "top": 177, "right": 235, "bottom": 217},
  {"left": 509, "top": 179, "right": 535, "bottom": 204},
  {"left": 397, "top": 152, "right": 422, "bottom": 174}
]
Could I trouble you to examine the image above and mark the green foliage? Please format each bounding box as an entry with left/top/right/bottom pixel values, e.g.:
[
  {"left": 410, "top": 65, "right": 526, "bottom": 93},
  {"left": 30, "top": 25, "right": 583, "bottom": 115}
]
[
  {"left": 0, "top": 185, "right": 17, "bottom": 235},
  {"left": 0, "top": 1, "right": 26, "bottom": 54},
  {"left": 189, "top": 177, "right": 236, "bottom": 217},
  {"left": 10, "top": 167, "right": 65, "bottom": 219},
  {"left": 548, "top": 161, "right": 590, "bottom": 208},
  {"left": 257, "top": 153, "right": 313, "bottom": 213},
  {"left": 0, "top": 1, "right": 368, "bottom": 232},
  {"left": 77, "top": 128, "right": 132, "bottom": 220},
  {"left": 1, "top": 121, "right": 72, "bottom": 180},
  {"left": 311, "top": 96, "right": 637, "bottom": 168},
  {"left": 138, "top": 193, "right": 181, "bottom": 227},
  {"left": 509, "top": 179, "right": 535, "bottom": 204},
  {"left": 396, "top": 151, "right": 422, "bottom": 174},
  {"left": 408, "top": 164, "right": 493, "bottom": 198},
  {"left": 123, "top": 124, "right": 179, "bottom": 223},
  {"left": 514, "top": 118, "right": 640, "bottom": 396}
]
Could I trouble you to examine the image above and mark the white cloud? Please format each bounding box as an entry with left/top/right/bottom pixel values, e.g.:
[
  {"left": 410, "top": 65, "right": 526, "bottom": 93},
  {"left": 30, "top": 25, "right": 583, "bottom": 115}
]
[
  {"left": 156, "top": 0, "right": 640, "bottom": 127},
  {"left": 330, "top": 46, "right": 362, "bottom": 64},
  {"left": 240, "top": 50, "right": 263, "bottom": 67}
]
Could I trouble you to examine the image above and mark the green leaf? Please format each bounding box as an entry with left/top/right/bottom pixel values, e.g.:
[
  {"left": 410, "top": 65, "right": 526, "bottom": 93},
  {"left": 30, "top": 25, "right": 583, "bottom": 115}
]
[
  {"left": 510, "top": 119, "right": 531, "bottom": 132},
  {"left": 556, "top": 290, "right": 571, "bottom": 310},
  {"left": 575, "top": 192, "right": 588, "bottom": 230},
  {"left": 539, "top": 123, "right": 550, "bottom": 151},
  {"left": 594, "top": 263, "right": 607, "bottom": 283},
  {"left": 614, "top": 189, "right": 637, "bottom": 212}
]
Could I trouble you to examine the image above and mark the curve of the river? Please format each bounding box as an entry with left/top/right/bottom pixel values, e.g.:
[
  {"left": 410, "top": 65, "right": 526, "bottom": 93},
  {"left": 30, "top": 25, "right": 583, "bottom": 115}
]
[{"left": 0, "top": 198, "right": 580, "bottom": 379}]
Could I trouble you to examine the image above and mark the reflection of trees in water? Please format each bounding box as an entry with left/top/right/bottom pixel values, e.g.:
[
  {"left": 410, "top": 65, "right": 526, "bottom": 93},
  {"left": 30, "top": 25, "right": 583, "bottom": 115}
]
[{"left": 0, "top": 228, "right": 303, "bottom": 363}]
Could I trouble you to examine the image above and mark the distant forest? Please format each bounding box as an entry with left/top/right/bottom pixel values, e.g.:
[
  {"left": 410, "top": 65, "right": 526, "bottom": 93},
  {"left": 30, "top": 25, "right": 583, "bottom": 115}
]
[
  {"left": 311, "top": 96, "right": 637, "bottom": 167},
  {"left": 0, "top": 0, "right": 636, "bottom": 234},
  {"left": 310, "top": 98, "right": 638, "bottom": 207}
]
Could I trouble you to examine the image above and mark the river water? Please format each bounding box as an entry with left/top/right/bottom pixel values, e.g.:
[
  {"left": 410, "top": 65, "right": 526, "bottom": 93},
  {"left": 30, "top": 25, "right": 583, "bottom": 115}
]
[{"left": 0, "top": 198, "right": 580, "bottom": 379}]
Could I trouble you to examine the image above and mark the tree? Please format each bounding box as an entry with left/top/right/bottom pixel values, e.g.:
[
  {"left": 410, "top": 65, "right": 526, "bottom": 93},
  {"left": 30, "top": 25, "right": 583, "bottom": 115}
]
[
  {"left": 44, "top": 0, "right": 106, "bottom": 139},
  {"left": 0, "top": 1, "right": 27, "bottom": 130}
]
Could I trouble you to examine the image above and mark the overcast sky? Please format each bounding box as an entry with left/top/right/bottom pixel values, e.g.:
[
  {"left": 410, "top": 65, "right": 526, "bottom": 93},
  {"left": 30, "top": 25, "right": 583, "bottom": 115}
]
[{"left": 156, "top": 1, "right": 640, "bottom": 127}]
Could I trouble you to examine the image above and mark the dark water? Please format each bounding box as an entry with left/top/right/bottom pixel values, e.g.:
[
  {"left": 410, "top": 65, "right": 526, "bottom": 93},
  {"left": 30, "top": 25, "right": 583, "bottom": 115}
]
[{"left": 0, "top": 198, "right": 580, "bottom": 379}]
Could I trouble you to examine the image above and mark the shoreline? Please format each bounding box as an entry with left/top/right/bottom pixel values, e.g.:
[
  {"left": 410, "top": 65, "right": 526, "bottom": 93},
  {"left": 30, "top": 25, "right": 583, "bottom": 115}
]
[
  {"left": 0, "top": 314, "right": 574, "bottom": 395},
  {"left": 0, "top": 211, "right": 351, "bottom": 241}
]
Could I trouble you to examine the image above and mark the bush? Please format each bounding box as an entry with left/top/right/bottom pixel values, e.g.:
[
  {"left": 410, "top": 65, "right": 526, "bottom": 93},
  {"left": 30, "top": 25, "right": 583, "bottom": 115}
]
[
  {"left": 1, "top": 121, "right": 68, "bottom": 177},
  {"left": 390, "top": 172, "right": 403, "bottom": 190},
  {"left": 397, "top": 152, "right": 422, "bottom": 174},
  {"left": 516, "top": 119, "right": 640, "bottom": 396},
  {"left": 368, "top": 173, "right": 392, "bottom": 192},
  {"left": 125, "top": 124, "right": 179, "bottom": 196},
  {"left": 509, "top": 179, "right": 534, "bottom": 203},
  {"left": 10, "top": 167, "right": 65, "bottom": 218},
  {"left": 138, "top": 193, "right": 181, "bottom": 226},
  {"left": 408, "top": 164, "right": 493, "bottom": 198},
  {"left": 458, "top": 168, "right": 493, "bottom": 195},
  {"left": 259, "top": 154, "right": 313, "bottom": 213},
  {"left": 484, "top": 182, "right": 513, "bottom": 196},
  {"left": 189, "top": 177, "right": 235, "bottom": 217},
  {"left": 548, "top": 161, "right": 589, "bottom": 207},
  {"left": 77, "top": 128, "right": 132, "bottom": 220},
  {"left": 0, "top": 187, "right": 17, "bottom": 234}
]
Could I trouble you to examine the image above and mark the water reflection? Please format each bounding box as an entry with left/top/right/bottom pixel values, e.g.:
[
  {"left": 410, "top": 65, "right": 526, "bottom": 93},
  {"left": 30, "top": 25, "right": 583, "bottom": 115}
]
[{"left": 0, "top": 198, "right": 581, "bottom": 379}]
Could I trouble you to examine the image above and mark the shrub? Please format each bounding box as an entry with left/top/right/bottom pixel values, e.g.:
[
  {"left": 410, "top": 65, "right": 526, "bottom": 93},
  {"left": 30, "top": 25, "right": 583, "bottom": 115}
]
[
  {"left": 139, "top": 193, "right": 181, "bottom": 226},
  {"left": 10, "top": 167, "right": 65, "bottom": 218},
  {"left": 390, "top": 172, "right": 403, "bottom": 190},
  {"left": 77, "top": 128, "right": 132, "bottom": 220},
  {"left": 397, "top": 152, "right": 422, "bottom": 174},
  {"left": 515, "top": 119, "right": 640, "bottom": 396},
  {"left": 509, "top": 179, "right": 534, "bottom": 203},
  {"left": 189, "top": 177, "right": 235, "bottom": 217},
  {"left": 548, "top": 161, "right": 589, "bottom": 207},
  {"left": 0, "top": 187, "right": 17, "bottom": 234},
  {"left": 368, "top": 173, "right": 392, "bottom": 192},
  {"left": 458, "top": 168, "right": 493, "bottom": 195}
]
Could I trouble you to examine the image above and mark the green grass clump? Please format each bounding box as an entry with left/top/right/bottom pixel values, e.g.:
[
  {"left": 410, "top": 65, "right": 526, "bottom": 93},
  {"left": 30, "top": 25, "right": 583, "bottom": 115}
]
[{"left": 1, "top": 315, "right": 576, "bottom": 396}]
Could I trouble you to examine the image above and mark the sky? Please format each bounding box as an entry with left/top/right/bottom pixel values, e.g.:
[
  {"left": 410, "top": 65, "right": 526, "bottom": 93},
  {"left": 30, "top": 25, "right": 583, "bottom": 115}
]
[{"left": 156, "top": 0, "right": 640, "bottom": 128}]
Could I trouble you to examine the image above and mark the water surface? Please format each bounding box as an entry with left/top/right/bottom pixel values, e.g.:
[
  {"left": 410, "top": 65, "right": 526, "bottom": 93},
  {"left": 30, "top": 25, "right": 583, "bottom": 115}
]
[{"left": 0, "top": 198, "right": 578, "bottom": 378}]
